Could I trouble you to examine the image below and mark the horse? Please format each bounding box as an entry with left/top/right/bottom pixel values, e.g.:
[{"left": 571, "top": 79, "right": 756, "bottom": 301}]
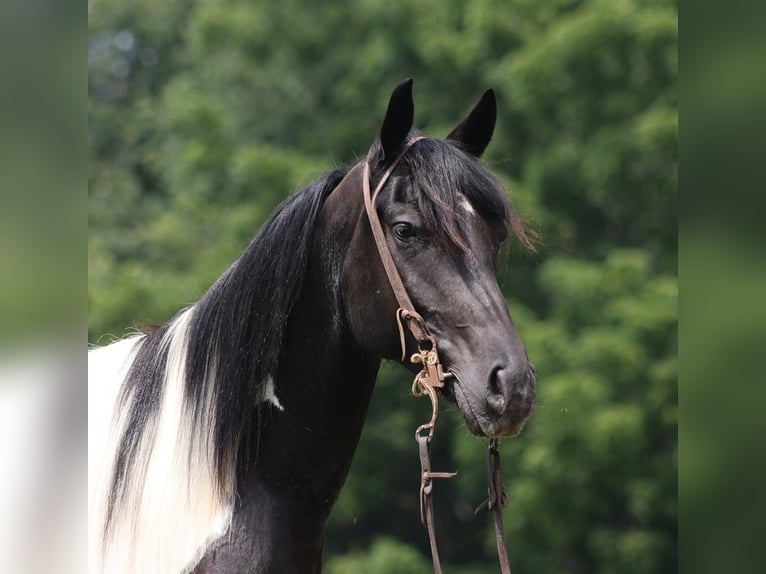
[{"left": 88, "top": 79, "right": 537, "bottom": 574}]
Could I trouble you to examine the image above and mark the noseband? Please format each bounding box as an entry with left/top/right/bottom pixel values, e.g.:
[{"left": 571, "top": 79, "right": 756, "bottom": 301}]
[{"left": 362, "top": 138, "right": 513, "bottom": 574}]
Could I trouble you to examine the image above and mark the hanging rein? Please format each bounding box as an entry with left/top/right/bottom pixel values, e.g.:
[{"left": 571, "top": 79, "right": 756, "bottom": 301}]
[{"left": 362, "top": 138, "right": 513, "bottom": 574}]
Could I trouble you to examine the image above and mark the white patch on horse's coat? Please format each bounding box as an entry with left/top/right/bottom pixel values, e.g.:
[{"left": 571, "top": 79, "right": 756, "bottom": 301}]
[
  {"left": 459, "top": 195, "right": 477, "bottom": 216},
  {"left": 261, "top": 375, "right": 283, "bottom": 410},
  {"left": 88, "top": 308, "right": 234, "bottom": 574}
]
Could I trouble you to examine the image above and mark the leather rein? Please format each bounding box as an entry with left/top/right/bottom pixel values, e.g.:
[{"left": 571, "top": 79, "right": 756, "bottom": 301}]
[{"left": 362, "top": 138, "right": 513, "bottom": 574}]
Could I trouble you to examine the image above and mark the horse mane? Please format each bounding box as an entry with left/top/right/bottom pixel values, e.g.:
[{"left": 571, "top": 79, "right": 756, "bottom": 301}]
[
  {"left": 186, "top": 167, "right": 348, "bottom": 479},
  {"left": 104, "top": 168, "right": 347, "bottom": 540}
]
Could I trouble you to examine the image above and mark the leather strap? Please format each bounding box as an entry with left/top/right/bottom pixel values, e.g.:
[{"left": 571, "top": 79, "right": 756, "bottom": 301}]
[
  {"left": 414, "top": 382, "right": 456, "bottom": 574},
  {"left": 362, "top": 137, "right": 430, "bottom": 357},
  {"left": 483, "top": 439, "right": 512, "bottom": 574},
  {"left": 418, "top": 432, "right": 445, "bottom": 574}
]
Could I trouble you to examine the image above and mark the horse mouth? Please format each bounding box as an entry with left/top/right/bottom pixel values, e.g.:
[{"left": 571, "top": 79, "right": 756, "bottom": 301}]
[{"left": 443, "top": 375, "right": 533, "bottom": 438}]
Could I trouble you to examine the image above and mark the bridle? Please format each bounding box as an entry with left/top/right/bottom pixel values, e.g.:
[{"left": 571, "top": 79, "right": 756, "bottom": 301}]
[{"left": 362, "top": 137, "right": 513, "bottom": 574}]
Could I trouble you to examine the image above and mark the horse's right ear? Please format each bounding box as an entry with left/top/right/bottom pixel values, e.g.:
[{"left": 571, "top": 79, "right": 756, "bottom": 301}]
[{"left": 371, "top": 78, "right": 414, "bottom": 166}]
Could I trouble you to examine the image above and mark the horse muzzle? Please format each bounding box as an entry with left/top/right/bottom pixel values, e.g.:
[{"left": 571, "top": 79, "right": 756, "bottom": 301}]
[{"left": 446, "top": 362, "right": 536, "bottom": 438}]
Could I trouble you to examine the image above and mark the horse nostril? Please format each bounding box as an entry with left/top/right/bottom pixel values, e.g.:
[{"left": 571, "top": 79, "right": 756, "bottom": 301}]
[
  {"left": 489, "top": 365, "right": 503, "bottom": 396},
  {"left": 487, "top": 365, "right": 507, "bottom": 415}
]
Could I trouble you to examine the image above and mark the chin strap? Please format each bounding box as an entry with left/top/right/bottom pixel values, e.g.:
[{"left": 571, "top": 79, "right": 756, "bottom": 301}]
[{"left": 362, "top": 138, "right": 512, "bottom": 574}]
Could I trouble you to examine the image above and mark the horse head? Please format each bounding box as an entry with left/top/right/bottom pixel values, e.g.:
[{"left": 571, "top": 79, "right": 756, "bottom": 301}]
[{"left": 336, "top": 80, "right": 536, "bottom": 438}]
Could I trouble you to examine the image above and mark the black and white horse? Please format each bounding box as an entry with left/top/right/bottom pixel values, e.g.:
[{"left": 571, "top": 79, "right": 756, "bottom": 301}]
[{"left": 88, "top": 80, "right": 537, "bottom": 574}]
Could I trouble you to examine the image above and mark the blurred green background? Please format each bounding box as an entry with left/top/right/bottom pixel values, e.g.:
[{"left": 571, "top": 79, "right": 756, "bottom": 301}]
[{"left": 88, "top": 0, "right": 677, "bottom": 572}]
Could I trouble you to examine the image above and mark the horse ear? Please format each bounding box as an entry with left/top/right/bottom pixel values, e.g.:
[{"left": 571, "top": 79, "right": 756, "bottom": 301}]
[
  {"left": 374, "top": 78, "right": 414, "bottom": 164},
  {"left": 446, "top": 89, "right": 497, "bottom": 157}
]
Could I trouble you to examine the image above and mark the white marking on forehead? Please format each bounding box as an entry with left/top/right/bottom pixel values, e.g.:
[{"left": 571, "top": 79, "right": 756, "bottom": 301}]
[
  {"left": 459, "top": 195, "right": 477, "bottom": 216},
  {"left": 261, "top": 375, "right": 283, "bottom": 411}
]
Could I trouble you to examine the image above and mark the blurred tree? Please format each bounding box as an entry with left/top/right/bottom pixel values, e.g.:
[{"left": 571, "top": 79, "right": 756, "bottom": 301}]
[
  {"left": 325, "top": 537, "right": 431, "bottom": 574},
  {"left": 89, "top": 0, "right": 676, "bottom": 571}
]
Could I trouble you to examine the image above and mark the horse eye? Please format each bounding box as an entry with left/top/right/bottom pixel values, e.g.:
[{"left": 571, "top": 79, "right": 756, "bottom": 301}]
[{"left": 393, "top": 222, "right": 416, "bottom": 241}]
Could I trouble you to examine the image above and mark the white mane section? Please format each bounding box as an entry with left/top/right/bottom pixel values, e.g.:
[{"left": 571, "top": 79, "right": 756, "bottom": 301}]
[{"left": 88, "top": 308, "right": 234, "bottom": 574}]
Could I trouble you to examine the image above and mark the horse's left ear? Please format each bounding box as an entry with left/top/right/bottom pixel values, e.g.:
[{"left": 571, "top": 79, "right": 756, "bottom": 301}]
[
  {"left": 372, "top": 78, "right": 415, "bottom": 165},
  {"left": 446, "top": 89, "right": 497, "bottom": 157}
]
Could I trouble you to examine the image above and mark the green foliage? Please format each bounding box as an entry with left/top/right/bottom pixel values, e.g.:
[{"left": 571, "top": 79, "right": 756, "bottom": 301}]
[
  {"left": 325, "top": 537, "right": 431, "bottom": 574},
  {"left": 504, "top": 249, "right": 677, "bottom": 573},
  {"left": 89, "top": 0, "right": 676, "bottom": 571}
]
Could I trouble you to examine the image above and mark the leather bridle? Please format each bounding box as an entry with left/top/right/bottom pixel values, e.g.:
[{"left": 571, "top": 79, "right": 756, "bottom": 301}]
[{"left": 362, "top": 138, "right": 513, "bottom": 574}]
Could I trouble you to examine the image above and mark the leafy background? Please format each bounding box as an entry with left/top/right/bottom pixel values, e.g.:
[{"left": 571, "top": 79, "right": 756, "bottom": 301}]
[{"left": 89, "top": 0, "right": 677, "bottom": 571}]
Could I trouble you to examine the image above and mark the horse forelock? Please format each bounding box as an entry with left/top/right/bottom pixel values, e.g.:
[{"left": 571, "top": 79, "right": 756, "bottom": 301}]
[{"left": 402, "top": 137, "right": 537, "bottom": 253}]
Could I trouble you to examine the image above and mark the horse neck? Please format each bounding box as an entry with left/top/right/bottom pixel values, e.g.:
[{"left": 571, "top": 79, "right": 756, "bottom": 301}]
[
  {"left": 255, "top": 253, "right": 381, "bottom": 493},
  {"left": 208, "top": 173, "right": 380, "bottom": 571}
]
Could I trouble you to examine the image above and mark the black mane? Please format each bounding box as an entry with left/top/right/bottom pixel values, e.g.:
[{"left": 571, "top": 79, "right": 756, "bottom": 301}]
[
  {"left": 185, "top": 168, "right": 347, "bottom": 479},
  {"left": 106, "top": 169, "right": 347, "bottom": 530}
]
